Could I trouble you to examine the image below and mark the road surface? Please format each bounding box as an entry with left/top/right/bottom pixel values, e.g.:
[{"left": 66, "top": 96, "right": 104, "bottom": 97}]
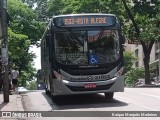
[{"left": 20, "top": 88, "right": 160, "bottom": 120}]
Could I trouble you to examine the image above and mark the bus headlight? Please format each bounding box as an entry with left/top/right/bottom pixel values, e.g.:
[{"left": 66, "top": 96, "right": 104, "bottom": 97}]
[
  {"left": 53, "top": 71, "right": 65, "bottom": 81},
  {"left": 114, "top": 67, "right": 123, "bottom": 77}
]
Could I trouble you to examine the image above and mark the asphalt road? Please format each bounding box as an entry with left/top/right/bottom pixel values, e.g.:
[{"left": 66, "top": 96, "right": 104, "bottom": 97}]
[{"left": 21, "top": 88, "right": 160, "bottom": 120}]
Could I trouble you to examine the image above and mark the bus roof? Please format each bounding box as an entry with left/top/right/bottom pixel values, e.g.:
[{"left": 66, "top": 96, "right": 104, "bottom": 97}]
[{"left": 52, "top": 13, "right": 116, "bottom": 18}]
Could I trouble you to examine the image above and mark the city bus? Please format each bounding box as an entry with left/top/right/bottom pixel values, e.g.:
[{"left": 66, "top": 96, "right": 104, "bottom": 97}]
[{"left": 41, "top": 13, "right": 125, "bottom": 100}]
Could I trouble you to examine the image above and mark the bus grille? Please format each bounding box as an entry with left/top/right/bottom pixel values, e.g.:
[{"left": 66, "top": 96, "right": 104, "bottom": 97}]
[
  {"left": 63, "top": 68, "right": 111, "bottom": 75},
  {"left": 65, "top": 83, "right": 114, "bottom": 92}
]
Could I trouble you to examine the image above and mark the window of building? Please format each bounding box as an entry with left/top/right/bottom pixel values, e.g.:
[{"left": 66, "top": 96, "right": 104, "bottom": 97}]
[
  {"left": 135, "top": 61, "right": 138, "bottom": 67},
  {"left": 155, "top": 41, "right": 159, "bottom": 50},
  {"left": 135, "top": 49, "right": 138, "bottom": 57},
  {"left": 157, "top": 65, "right": 159, "bottom": 78},
  {"left": 155, "top": 53, "right": 159, "bottom": 60}
]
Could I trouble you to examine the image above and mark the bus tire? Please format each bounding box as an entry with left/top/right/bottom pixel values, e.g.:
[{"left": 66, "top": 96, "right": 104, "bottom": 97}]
[
  {"left": 45, "top": 87, "right": 50, "bottom": 95},
  {"left": 104, "top": 92, "right": 114, "bottom": 99},
  {"left": 51, "top": 95, "right": 60, "bottom": 103}
]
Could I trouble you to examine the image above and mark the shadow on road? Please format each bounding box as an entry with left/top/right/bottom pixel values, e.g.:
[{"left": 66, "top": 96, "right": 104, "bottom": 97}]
[{"left": 41, "top": 92, "right": 128, "bottom": 110}]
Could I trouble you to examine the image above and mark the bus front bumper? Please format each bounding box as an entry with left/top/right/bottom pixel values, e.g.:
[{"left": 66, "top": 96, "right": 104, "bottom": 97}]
[{"left": 53, "top": 76, "right": 124, "bottom": 96}]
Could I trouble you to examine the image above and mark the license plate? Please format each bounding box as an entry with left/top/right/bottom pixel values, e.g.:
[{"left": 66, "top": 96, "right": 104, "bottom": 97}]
[{"left": 84, "top": 84, "right": 96, "bottom": 88}]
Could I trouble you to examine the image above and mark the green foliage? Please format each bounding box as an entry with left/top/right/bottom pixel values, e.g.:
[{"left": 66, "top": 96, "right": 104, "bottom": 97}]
[
  {"left": 47, "top": 0, "right": 126, "bottom": 19},
  {"left": 26, "top": 80, "right": 37, "bottom": 90},
  {"left": 7, "top": 0, "right": 45, "bottom": 85},
  {"left": 46, "top": 0, "right": 128, "bottom": 37},
  {"left": 125, "top": 67, "right": 144, "bottom": 87},
  {"left": 8, "top": 28, "right": 36, "bottom": 86},
  {"left": 18, "top": 63, "right": 36, "bottom": 86},
  {"left": 8, "top": 0, "right": 45, "bottom": 44},
  {"left": 123, "top": 51, "right": 137, "bottom": 74},
  {"left": 34, "top": 0, "right": 48, "bottom": 21},
  {"left": 122, "top": 0, "right": 160, "bottom": 84},
  {"left": 125, "top": 0, "right": 160, "bottom": 42}
]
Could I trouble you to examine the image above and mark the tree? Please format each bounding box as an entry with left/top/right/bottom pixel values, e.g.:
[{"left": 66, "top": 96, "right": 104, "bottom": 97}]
[
  {"left": 22, "top": 0, "right": 49, "bottom": 22},
  {"left": 7, "top": 0, "right": 45, "bottom": 85},
  {"left": 122, "top": 0, "right": 160, "bottom": 84},
  {"left": 125, "top": 67, "right": 144, "bottom": 87},
  {"left": 46, "top": 0, "right": 128, "bottom": 36},
  {"left": 123, "top": 51, "right": 137, "bottom": 74},
  {"left": 8, "top": 28, "right": 36, "bottom": 86},
  {"left": 26, "top": 80, "right": 37, "bottom": 90},
  {"left": 8, "top": 0, "right": 45, "bottom": 45},
  {"left": 35, "top": 0, "right": 49, "bottom": 21},
  {"left": 47, "top": 0, "right": 126, "bottom": 18}
]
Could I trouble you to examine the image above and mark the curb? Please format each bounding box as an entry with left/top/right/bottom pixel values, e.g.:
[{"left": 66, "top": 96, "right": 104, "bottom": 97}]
[
  {"left": 16, "top": 94, "right": 25, "bottom": 111},
  {"left": 134, "top": 85, "right": 160, "bottom": 88},
  {"left": 125, "top": 85, "right": 160, "bottom": 88},
  {"left": 127, "top": 84, "right": 160, "bottom": 88}
]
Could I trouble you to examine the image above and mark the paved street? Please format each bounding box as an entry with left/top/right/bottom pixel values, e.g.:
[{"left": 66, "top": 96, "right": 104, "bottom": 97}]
[
  {"left": 22, "top": 88, "right": 160, "bottom": 111},
  {"left": 20, "top": 88, "right": 160, "bottom": 120},
  {"left": 1, "top": 88, "right": 160, "bottom": 120}
]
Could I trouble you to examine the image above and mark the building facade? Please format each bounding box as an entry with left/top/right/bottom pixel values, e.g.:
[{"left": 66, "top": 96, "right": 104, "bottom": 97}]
[{"left": 126, "top": 42, "right": 160, "bottom": 81}]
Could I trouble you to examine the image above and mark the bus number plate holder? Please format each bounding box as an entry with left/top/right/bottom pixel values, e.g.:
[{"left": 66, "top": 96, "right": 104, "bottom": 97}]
[{"left": 84, "top": 84, "right": 96, "bottom": 88}]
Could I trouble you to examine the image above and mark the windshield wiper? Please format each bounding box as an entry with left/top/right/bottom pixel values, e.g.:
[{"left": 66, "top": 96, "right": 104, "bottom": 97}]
[{"left": 66, "top": 30, "right": 86, "bottom": 45}]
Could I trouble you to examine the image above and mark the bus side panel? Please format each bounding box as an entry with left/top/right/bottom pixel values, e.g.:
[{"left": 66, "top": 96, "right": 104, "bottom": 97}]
[{"left": 41, "top": 33, "right": 53, "bottom": 93}]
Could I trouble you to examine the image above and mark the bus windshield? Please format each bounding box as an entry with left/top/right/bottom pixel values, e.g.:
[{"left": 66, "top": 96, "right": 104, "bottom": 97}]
[{"left": 55, "top": 30, "right": 120, "bottom": 65}]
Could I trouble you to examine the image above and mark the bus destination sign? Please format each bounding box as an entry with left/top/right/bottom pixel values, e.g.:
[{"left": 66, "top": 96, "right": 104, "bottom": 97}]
[{"left": 54, "top": 15, "right": 116, "bottom": 27}]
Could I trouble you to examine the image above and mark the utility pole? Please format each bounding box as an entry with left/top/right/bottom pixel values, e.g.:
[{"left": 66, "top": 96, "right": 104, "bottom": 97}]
[{"left": 0, "top": 0, "right": 9, "bottom": 102}]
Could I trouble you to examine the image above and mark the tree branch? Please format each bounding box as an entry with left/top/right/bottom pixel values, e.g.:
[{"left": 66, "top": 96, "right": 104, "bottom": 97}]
[
  {"left": 148, "top": 40, "right": 155, "bottom": 55},
  {"left": 121, "top": 0, "right": 140, "bottom": 37},
  {"left": 140, "top": 40, "right": 147, "bottom": 52}
]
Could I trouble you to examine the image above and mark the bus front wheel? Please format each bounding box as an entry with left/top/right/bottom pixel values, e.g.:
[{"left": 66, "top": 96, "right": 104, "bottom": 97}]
[
  {"left": 45, "top": 87, "right": 50, "bottom": 95},
  {"left": 104, "top": 92, "right": 114, "bottom": 99}
]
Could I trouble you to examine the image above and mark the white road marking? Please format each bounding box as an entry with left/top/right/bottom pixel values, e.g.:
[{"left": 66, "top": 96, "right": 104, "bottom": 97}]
[
  {"left": 115, "top": 96, "right": 159, "bottom": 111},
  {"left": 139, "top": 93, "right": 160, "bottom": 99}
]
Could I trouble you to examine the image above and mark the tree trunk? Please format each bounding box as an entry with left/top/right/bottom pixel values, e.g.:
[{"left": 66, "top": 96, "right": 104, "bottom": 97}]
[
  {"left": 122, "top": 0, "right": 155, "bottom": 85},
  {"left": 121, "top": 0, "right": 140, "bottom": 36},
  {"left": 1, "top": 0, "right": 9, "bottom": 102},
  {"left": 141, "top": 40, "right": 154, "bottom": 85},
  {"left": 143, "top": 55, "right": 151, "bottom": 84}
]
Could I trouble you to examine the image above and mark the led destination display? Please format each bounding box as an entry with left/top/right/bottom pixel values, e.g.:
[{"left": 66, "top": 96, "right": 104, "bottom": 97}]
[{"left": 54, "top": 15, "right": 116, "bottom": 27}]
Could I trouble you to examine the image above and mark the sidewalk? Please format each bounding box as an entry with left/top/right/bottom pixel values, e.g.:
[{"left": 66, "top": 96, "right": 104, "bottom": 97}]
[
  {"left": 0, "top": 92, "right": 24, "bottom": 111},
  {"left": 0, "top": 92, "right": 25, "bottom": 120}
]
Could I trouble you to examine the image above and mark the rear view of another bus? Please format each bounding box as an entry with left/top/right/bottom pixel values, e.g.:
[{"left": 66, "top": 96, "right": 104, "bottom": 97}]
[{"left": 41, "top": 13, "right": 125, "bottom": 99}]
